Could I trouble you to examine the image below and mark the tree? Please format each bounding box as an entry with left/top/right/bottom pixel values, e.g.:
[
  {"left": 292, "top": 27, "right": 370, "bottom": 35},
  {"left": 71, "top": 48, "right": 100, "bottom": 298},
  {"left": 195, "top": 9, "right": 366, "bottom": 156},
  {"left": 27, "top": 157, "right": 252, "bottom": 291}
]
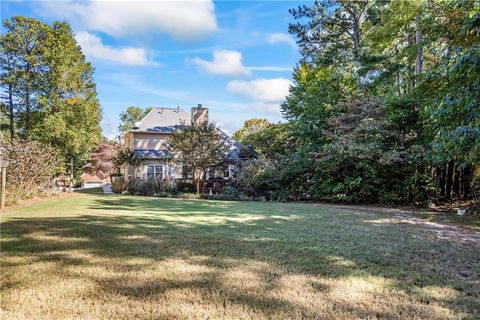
[
  {"left": 1, "top": 17, "right": 50, "bottom": 137},
  {"left": 233, "top": 119, "right": 270, "bottom": 142},
  {"left": 113, "top": 147, "right": 143, "bottom": 175},
  {"left": 31, "top": 21, "right": 102, "bottom": 169},
  {"left": 289, "top": 0, "right": 370, "bottom": 90},
  {"left": 241, "top": 123, "right": 295, "bottom": 160},
  {"left": 0, "top": 41, "right": 18, "bottom": 140},
  {"left": 88, "top": 140, "right": 122, "bottom": 175},
  {"left": 168, "top": 122, "right": 231, "bottom": 194},
  {"left": 118, "top": 106, "right": 153, "bottom": 134},
  {"left": 1, "top": 17, "right": 102, "bottom": 175},
  {"left": 281, "top": 63, "right": 353, "bottom": 149},
  {"left": 276, "top": 0, "right": 479, "bottom": 204},
  {"left": 0, "top": 138, "right": 60, "bottom": 204}
]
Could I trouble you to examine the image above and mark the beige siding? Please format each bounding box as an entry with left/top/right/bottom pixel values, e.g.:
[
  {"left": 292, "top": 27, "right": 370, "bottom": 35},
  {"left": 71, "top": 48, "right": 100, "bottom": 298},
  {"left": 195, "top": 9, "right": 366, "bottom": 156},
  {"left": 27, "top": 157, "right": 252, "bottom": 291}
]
[
  {"left": 133, "top": 133, "right": 170, "bottom": 150},
  {"left": 137, "top": 161, "right": 182, "bottom": 180},
  {"left": 122, "top": 133, "right": 134, "bottom": 149}
]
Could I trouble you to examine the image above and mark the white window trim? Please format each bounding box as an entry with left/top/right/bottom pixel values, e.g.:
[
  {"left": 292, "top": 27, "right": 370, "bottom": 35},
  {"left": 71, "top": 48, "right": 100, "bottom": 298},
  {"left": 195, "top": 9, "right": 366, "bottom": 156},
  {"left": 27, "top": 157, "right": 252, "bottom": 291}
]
[
  {"left": 144, "top": 164, "right": 163, "bottom": 180},
  {"left": 228, "top": 164, "right": 235, "bottom": 177}
]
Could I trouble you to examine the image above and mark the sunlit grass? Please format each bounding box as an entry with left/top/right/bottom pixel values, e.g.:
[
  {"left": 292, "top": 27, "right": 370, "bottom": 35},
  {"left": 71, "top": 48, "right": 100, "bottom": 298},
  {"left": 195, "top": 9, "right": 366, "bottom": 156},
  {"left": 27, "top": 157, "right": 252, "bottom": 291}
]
[{"left": 1, "top": 192, "right": 479, "bottom": 319}]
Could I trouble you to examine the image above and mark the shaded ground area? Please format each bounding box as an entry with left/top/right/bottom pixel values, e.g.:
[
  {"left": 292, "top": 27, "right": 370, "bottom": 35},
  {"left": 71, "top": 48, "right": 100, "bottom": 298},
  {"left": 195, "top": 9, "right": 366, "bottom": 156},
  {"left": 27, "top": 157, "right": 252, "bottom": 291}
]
[
  {"left": 1, "top": 192, "right": 479, "bottom": 319},
  {"left": 330, "top": 204, "right": 480, "bottom": 246}
]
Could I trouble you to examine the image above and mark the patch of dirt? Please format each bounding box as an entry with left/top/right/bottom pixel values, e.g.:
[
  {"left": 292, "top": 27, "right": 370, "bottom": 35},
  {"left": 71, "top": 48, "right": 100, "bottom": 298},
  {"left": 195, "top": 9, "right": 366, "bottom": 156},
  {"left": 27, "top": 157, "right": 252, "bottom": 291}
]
[
  {"left": 330, "top": 204, "right": 480, "bottom": 248},
  {"left": 426, "top": 199, "right": 480, "bottom": 216}
]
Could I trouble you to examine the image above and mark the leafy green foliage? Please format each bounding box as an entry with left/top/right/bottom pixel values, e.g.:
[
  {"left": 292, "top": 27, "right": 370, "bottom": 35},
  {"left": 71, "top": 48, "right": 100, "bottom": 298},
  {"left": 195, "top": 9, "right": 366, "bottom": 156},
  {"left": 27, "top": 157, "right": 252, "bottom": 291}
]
[
  {"left": 113, "top": 148, "right": 143, "bottom": 174},
  {"left": 118, "top": 106, "right": 153, "bottom": 134},
  {"left": 202, "top": 185, "right": 244, "bottom": 201},
  {"left": 425, "top": 46, "right": 480, "bottom": 165},
  {"left": 127, "top": 179, "right": 176, "bottom": 196},
  {"left": 232, "top": 118, "right": 270, "bottom": 142},
  {"left": 168, "top": 122, "right": 231, "bottom": 194},
  {"left": 1, "top": 17, "right": 102, "bottom": 173},
  {"left": 176, "top": 182, "right": 196, "bottom": 193},
  {"left": 239, "top": 0, "right": 478, "bottom": 204},
  {"left": 241, "top": 123, "right": 295, "bottom": 159}
]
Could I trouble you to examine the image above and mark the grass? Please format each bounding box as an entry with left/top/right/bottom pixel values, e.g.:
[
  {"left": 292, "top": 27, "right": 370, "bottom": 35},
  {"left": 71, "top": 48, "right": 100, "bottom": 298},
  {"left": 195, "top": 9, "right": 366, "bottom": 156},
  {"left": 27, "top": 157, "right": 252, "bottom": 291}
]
[
  {"left": 1, "top": 190, "right": 479, "bottom": 319},
  {"left": 415, "top": 212, "right": 480, "bottom": 232}
]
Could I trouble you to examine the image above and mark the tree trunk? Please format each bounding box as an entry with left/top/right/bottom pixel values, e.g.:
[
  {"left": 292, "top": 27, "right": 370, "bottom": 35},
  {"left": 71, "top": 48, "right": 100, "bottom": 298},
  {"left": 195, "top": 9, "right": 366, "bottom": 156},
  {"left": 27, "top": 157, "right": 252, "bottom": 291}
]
[
  {"left": 415, "top": 14, "right": 423, "bottom": 81},
  {"left": 8, "top": 83, "right": 14, "bottom": 140},
  {"left": 196, "top": 178, "right": 201, "bottom": 195},
  {"left": 463, "top": 165, "right": 472, "bottom": 198},
  {"left": 395, "top": 45, "right": 401, "bottom": 96},
  {"left": 70, "top": 157, "right": 74, "bottom": 187},
  {"left": 453, "top": 164, "right": 460, "bottom": 199},
  {"left": 407, "top": 35, "right": 415, "bottom": 92},
  {"left": 352, "top": 15, "right": 362, "bottom": 91},
  {"left": 24, "top": 63, "right": 31, "bottom": 135},
  {"left": 439, "top": 166, "right": 446, "bottom": 198},
  {"left": 445, "top": 160, "right": 454, "bottom": 200}
]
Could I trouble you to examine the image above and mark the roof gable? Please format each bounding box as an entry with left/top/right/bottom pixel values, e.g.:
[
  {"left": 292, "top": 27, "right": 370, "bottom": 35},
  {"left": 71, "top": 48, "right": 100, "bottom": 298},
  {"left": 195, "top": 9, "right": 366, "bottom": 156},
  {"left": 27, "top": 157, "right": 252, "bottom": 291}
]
[{"left": 132, "top": 108, "right": 190, "bottom": 133}]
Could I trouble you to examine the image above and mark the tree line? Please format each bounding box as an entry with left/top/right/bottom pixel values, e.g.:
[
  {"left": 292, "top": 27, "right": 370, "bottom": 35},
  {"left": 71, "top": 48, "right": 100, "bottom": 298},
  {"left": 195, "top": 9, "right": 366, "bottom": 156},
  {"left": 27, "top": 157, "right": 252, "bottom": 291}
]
[
  {"left": 0, "top": 17, "right": 102, "bottom": 203},
  {"left": 235, "top": 0, "right": 479, "bottom": 204},
  {"left": 0, "top": 16, "right": 102, "bottom": 175}
]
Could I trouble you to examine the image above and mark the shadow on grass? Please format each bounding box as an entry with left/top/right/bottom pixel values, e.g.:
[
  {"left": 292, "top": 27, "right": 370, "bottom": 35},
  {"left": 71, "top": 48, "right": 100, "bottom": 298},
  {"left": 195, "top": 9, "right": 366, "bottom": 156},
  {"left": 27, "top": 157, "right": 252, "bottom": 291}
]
[
  {"left": 1, "top": 193, "right": 479, "bottom": 318},
  {"left": 75, "top": 187, "right": 105, "bottom": 195}
]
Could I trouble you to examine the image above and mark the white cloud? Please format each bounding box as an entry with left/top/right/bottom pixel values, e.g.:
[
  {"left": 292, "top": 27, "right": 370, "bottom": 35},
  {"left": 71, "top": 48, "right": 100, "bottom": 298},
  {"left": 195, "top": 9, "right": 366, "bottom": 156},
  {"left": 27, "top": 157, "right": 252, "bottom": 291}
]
[
  {"left": 190, "top": 50, "right": 251, "bottom": 76},
  {"left": 39, "top": 0, "right": 217, "bottom": 40},
  {"left": 266, "top": 33, "right": 297, "bottom": 49},
  {"left": 75, "top": 31, "right": 151, "bottom": 66},
  {"left": 226, "top": 78, "right": 292, "bottom": 102}
]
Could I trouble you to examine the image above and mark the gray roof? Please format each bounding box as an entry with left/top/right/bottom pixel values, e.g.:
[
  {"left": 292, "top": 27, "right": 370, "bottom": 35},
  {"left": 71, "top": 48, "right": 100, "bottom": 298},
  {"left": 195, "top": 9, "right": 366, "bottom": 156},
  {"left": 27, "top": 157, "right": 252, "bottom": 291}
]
[
  {"left": 134, "top": 149, "right": 171, "bottom": 159},
  {"left": 131, "top": 107, "right": 190, "bottom": 133},
  {"left": 227, "top": 142, "right": 241, "bottom": 160},
  {"left": 130, "top": 107, "right": 242, "bottom": 161}
]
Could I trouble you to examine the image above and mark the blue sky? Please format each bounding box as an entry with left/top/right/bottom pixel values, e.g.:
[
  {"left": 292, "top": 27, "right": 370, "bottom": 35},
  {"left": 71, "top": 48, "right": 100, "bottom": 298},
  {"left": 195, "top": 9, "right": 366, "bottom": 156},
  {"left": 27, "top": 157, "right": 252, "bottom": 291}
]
[{"left": 1, "top": 0, "right": 307, "bottom": 138}]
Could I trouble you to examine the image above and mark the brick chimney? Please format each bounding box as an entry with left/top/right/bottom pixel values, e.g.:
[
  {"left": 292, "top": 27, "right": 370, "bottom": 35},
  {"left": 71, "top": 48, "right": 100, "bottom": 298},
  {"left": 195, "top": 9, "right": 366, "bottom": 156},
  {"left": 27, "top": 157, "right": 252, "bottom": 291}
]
[{"left": 191, "top": 104, "right": 208, "bottom": 126}]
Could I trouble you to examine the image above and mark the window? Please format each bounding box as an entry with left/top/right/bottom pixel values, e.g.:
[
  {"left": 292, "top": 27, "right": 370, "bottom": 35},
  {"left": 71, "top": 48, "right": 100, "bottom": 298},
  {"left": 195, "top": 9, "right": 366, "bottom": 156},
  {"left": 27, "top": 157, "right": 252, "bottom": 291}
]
[
  {"left": 146, "top": 164, "right": 163, "bottom": 180},
  {"left": 224, "top": 164, "right": 235, "bottom": 178},
  {"left": 208, "top": 168, "right": 216, "bottom": 179},
  {"left": 168, "top": 165, "right": 174, "bottom": 179},
  {"left": 228, "top": 164, "right": 235, "bottom": 177}
]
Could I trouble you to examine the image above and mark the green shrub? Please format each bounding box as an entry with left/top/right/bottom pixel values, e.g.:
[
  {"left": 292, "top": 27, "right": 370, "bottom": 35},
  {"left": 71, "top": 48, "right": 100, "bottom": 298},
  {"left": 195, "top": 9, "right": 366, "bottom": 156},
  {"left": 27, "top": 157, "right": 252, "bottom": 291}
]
[
  {"left": 127, "top": 179, "right": 176, "bottom": 196},
  {"left": 178, "top": 193, "right": 201, "bottom": 199},
  {"left": 176, "top": 182, "right": 196, "bottom": 193},
  {"left": 221, "top": 186, "right": 240, "bottom": 198},
  {"left": 201, "top": 186, "right": 246, "bottom": 201}
]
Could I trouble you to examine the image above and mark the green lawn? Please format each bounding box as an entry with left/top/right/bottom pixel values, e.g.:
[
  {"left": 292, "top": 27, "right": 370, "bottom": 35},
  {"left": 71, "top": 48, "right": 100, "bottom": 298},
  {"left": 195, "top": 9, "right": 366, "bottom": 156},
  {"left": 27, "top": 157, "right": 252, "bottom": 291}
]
[{"left": 1, "top": 190, "right": 479, "bottom": 319}]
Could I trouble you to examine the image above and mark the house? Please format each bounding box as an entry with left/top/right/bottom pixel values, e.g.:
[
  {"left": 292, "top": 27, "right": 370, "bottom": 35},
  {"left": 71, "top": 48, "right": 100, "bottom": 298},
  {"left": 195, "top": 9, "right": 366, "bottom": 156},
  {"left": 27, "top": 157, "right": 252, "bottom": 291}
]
[
  {"left": 122, "top": 105, "right": 241, "bottom": 183},
  {"left": 81, "top": 171, "right": 108, "bottom": 188}
]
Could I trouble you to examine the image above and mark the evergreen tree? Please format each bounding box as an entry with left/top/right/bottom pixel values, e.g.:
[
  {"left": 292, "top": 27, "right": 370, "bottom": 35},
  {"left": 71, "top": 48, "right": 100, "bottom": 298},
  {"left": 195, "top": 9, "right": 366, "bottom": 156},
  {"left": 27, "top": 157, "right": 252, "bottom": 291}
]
[{"left": 1, "top": 17, "right": 102, "bottom": 173}]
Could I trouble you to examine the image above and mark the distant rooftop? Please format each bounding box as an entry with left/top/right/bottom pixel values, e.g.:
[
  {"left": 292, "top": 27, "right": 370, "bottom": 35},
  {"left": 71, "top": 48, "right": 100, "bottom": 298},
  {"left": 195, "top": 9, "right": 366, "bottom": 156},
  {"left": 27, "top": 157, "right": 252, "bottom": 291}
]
[{"left": 131, "top": 107, "right": 190, "bottom": 133}]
